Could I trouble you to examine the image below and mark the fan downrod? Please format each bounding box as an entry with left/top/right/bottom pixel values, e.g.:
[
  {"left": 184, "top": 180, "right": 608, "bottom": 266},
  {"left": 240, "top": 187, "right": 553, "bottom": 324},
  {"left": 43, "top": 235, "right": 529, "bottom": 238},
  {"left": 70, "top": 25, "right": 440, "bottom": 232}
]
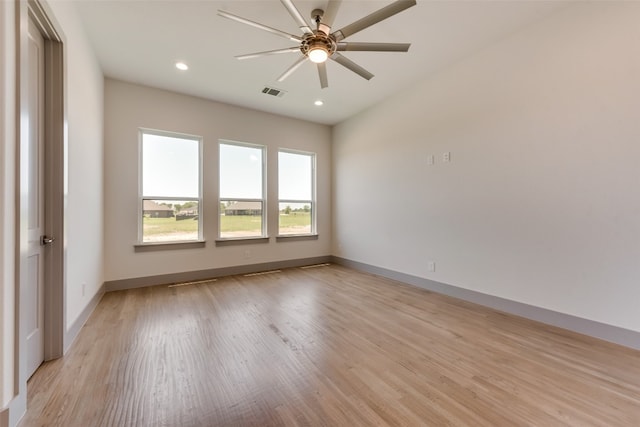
[
  {"left": 311, "top": 8, "right": 324, "bottom": 24},
  {"left": 311, "top": 8, "right": 332, "bottom": 36}
]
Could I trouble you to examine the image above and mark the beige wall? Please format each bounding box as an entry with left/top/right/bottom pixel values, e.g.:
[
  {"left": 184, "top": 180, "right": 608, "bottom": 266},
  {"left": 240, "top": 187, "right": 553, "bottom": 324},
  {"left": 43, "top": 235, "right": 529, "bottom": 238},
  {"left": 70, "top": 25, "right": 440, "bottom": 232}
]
[
  {"left": 104, "top": 79, "right": 331, "bottom": 282},
  {"left": 46, "top": 0, "right": 105, "bottom": 330},
  {"left": 333, "top": 2, "right": 640, "bottom": 333}
]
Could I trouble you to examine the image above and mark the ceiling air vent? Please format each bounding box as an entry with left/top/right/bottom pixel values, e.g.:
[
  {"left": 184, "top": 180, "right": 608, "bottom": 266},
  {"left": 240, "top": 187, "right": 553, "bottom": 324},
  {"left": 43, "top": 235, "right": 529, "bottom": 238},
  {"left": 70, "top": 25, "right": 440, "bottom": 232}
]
[{"left": 262, "top": 86, "right": 286, "bottom": 98}]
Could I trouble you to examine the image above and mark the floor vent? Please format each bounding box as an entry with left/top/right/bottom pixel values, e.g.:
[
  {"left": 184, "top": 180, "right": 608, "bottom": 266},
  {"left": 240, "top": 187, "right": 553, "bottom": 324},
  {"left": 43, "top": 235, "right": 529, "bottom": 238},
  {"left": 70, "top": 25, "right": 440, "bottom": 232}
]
[
  {"left": 168, "top": 278, "right": 217, "bottom": 288},
  {"left": 262, "top": 86, "right": 286, "bottom": 97},
  {"left": 300, "top": 263, "right": 331, "bottom": 269},
  {"left": 244, "top": 270, "right": 282, "bottom": 277}
]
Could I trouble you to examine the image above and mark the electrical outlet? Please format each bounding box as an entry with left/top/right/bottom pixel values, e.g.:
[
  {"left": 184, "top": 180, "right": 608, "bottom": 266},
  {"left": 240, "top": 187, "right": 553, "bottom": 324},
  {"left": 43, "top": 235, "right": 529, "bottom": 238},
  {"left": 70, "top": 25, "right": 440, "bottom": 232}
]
[
  {"left": 427, "top": 154, "right": 434, "bottom": 165},
  {"left": 81, "top": 283, "right": 86, "bottom": 297},
  {"left": 244, "top": 250, "right": 251, "bottom": 259},
  {"left": 443, "top": 152, "right": 451, "bottom": 163},
  {"left": 428, "top": 262, "right": 436, "bottom": 272}
]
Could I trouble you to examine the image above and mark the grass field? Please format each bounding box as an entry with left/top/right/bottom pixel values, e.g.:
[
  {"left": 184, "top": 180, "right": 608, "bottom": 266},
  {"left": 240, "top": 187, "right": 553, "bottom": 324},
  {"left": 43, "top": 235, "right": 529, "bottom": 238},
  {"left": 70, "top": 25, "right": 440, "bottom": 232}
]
[
  {"left": 278, "top": 212, "right": 311, "bottom": 235},
  {"left": 142, "top": 217, "right": 198, "bottom": 242},
  {"left": 143, "top": 212, "right": 311, "bottom": 241},
  {"left": 221, "top": 215, "right": 263, "bottom": 233}
]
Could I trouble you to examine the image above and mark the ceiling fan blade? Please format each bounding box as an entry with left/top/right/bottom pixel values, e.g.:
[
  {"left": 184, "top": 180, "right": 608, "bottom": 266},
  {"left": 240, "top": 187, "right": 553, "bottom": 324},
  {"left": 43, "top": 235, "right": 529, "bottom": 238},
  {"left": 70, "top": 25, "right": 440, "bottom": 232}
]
[
  {"left": 332, "top": 0, "right": 416, "bottom": 42},
  {"left": 280, "top": 0, "right": 313, "bottom": 34},
  {"left": 331, "top": 52, "right": 374, "bottom": 81},
  {"left": 218, "top": 10, "right": 302, "bottom": 42},
  {"left": 236, "top": 47, "right": 301, "bottom": 60},
  {"left": 277, "top": 55, "right": 308, "bottom": 82},
  {"left": 318, "top": 0, "right": 342, "bottom": 34},
  {"left": 317, "top": 62, "right": 328, "bottom": 89},
  {"left": 336, "top": 42, "right": 411, "bottom": 52}
]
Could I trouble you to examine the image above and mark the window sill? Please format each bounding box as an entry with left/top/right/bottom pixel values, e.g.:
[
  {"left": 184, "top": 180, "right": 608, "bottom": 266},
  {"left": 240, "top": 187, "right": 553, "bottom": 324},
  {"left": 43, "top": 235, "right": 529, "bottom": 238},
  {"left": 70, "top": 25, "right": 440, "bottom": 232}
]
[
  {"left": 135, "top": 240, "right": 206, "bottom": 252},
  {"left": 215, "top": 237, "right": 270, "bottom": 247},
  {"left": 276, "top": 234, "right": 318, "bottom": 242}
]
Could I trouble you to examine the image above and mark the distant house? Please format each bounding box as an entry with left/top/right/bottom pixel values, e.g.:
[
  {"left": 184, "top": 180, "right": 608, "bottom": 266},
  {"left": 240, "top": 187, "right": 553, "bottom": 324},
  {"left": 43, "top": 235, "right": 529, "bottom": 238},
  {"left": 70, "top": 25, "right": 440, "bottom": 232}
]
[
  {"left": 177, "top": 207, "right": 198, "bottom": 216},
  {"left": 143, "top": 200, "right": 174, "bottom": 218},
  {"left": 224, "top": 201, "right": 262, "bottom": 216},
  {"left": 176, "top": 205, "right": 198, "bottom": 221}
]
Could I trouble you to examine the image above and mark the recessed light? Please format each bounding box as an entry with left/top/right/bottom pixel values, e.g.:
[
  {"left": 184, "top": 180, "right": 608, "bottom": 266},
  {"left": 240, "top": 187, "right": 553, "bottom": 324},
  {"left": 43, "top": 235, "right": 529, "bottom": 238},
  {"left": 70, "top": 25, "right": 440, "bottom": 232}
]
[
  {"left": 175, "top": 62, "right": 189, "bottom": 71},
  {"left": 314, "top": 100, "right": 324, "bottom": 106}
]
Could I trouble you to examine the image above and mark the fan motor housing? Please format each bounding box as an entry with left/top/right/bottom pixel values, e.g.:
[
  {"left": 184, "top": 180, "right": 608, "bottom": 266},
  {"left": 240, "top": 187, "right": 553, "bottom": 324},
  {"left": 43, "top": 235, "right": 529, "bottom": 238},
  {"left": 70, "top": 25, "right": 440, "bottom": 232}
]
[{"left": 300, "top": 32, "right": 336, "bottom": 57}]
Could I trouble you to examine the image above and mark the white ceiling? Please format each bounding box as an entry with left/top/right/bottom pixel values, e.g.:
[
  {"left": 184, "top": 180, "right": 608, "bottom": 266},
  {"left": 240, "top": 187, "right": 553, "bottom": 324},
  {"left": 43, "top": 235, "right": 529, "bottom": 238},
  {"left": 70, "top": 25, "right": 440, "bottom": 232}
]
[{"left": 75, "top": 0, "right": 565, "bottom": 125}]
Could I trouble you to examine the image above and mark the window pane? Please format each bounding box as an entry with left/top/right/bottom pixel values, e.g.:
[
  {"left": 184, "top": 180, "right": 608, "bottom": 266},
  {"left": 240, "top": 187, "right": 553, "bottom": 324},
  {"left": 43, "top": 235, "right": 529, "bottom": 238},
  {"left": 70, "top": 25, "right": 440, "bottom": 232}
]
[
  {"left": 278, "top": 151, "right": 312, "bottom": 200},
  {"left": 220, "top": 143, "right": 263, "bottom": 199},
  {"left": 279, "top": 150, "right": 314, "bottom": 236},
  {"left": 142, "top": 133, "right": 199, "bottom": 198},
  {"left": 142, "top": 199, "right": 199, "bottom": 242},
  {"left": 220, "top": 200, "right": 263, "bottom": 238},
  {"left": 279, "top": 202, "right": 312, "bottom": 235}
]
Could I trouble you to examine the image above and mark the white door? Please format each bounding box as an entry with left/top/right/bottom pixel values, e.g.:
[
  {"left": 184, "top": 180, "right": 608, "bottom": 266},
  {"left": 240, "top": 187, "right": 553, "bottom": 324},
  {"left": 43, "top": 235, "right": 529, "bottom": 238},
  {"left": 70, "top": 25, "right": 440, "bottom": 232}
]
[{"left": 25, "top": 16, "right": 46, "bottom": 379}]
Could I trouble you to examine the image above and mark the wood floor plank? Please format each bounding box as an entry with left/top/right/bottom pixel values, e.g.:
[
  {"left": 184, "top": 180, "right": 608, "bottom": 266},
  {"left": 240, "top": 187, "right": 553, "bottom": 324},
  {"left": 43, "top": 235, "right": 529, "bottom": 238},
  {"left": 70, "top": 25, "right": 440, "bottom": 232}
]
[{"left": 20, "top": 264, "right": 640, "bottom": 426}]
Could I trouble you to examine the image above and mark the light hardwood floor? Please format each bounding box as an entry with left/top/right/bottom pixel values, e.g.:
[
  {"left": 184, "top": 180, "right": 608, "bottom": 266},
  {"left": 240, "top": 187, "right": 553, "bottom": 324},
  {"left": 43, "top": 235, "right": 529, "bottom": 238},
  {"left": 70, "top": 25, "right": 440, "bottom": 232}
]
[{"left": 20, "top": 264, "right": 640, "bottom": 426}]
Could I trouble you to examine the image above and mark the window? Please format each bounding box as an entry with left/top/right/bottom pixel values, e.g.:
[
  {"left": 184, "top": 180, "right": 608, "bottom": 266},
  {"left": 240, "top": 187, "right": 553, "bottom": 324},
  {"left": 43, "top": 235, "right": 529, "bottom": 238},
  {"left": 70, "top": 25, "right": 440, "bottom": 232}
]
[
  {"left": 139, "top": 130, "right": 202, "bottom": 243},
  {"left": 219, "top": 141, "right": 265, "bottom": 239},
  {"left": 278, "top": 150, "right": 315, "bottom": 235}
]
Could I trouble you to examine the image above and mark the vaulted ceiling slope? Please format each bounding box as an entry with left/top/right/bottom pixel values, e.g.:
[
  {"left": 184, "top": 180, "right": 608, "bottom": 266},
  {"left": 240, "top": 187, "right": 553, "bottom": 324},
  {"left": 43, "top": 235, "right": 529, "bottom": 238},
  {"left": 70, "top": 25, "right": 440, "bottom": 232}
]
[{"left": 75, "top": 1, "right": 564, "bottom": 125}]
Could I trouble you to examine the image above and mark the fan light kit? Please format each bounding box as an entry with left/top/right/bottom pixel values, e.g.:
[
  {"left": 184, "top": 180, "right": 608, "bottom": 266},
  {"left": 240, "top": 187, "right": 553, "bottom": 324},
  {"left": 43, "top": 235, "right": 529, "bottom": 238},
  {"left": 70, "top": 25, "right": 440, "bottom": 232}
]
[
  {"left": 218, "top": 0, "right": 416, "bottom": 89},
  {"left": 308, "top": 46, "right": 329, "bottom": 64}
]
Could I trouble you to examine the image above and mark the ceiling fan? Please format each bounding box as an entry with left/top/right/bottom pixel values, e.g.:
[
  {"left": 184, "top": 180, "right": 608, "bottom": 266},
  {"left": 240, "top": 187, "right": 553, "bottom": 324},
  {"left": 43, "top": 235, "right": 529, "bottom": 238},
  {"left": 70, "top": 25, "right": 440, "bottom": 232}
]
[{"left": 218, "top": 0, "right": 417, "bottom": 89}]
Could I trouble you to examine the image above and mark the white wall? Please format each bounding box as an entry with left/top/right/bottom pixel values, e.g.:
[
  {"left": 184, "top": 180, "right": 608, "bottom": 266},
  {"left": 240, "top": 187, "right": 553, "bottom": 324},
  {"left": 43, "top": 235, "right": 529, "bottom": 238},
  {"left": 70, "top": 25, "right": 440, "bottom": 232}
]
[
  {"left": 45, "top": 1, "right": 104, "bottom": 332},
  {"left": 333, "top": 2, "right": 640, "bottom": 333},
  {"left": 104, "top": 79, "right": 331, "bottom": 282},
  {"left": 0, "top": 0, "right": 17, "bottom": 410}
]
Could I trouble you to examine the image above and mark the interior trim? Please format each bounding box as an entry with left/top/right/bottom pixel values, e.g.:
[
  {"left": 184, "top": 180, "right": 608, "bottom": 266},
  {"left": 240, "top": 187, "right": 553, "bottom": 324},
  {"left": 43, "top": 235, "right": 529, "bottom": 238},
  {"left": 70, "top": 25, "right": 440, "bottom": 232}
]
[
  {"left": 331, "top": 256, "right": 640, "bottom": 351},
  {"left": 41, "top": 31, "right": 65, "bottom": 362},
  {"left": 27, "top": 0, "right": 60, "bottom": 42},
  {"left": 103, "top": 255, "right": 332, "bottom": 292},
  {"left": 0, "top": 407, "right": 8, "bottom": 427},
  {"left": 215, "top": 237, "right": 269, "bottom": 247},
  {"left": 24, "top": 0, "right": 66, "bottom": 364},
  {"left": 63, "top": 283, "right": 105, "bottom": 353},
  {"left": 276, "top": 234, "right": 318, "bottom": 242},
  {"left": 134, "top": 240, "right": 206, "bottom": 252}
]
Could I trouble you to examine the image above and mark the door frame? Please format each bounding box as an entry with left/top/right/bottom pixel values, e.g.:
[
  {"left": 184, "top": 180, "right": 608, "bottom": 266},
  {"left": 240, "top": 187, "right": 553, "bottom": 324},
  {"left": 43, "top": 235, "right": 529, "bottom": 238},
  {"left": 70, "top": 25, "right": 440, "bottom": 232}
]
[
  {"left": 28, "top": 0, "right": 65, "bottom": 362},
  {"left": 17, "top": 0, "right": 65, "bottom": 386}
]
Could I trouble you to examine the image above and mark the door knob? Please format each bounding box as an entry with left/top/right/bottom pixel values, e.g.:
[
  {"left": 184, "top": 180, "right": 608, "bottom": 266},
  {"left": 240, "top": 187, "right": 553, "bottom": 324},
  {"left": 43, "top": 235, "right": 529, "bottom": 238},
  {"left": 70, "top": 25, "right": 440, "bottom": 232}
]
[{"left": 41, "top": 236, "right": 55, "bottom": 245}]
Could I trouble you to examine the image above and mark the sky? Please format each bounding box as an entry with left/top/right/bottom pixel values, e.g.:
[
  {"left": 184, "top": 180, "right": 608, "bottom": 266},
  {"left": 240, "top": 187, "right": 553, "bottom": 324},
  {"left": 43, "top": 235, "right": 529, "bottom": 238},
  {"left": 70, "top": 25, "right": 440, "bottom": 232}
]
[
  {"left": 143, "top": 133, "right": 313, "bottom": 202},
  {"left": 143, "top": 133, "right": 199, "bottom": 198}
]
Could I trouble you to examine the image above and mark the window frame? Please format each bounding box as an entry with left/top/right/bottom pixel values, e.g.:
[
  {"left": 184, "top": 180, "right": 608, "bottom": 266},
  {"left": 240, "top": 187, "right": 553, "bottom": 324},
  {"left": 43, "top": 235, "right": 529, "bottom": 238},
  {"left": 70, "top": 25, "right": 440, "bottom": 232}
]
[
  {"left": 218, "top": 139, "right": 267, "bottom": 240},
  {"left": 138, "top": 128, "right": 203, "bottom": 245},
  {"left": 277, "top": 148, "right": 316, "bottom": 237}
]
